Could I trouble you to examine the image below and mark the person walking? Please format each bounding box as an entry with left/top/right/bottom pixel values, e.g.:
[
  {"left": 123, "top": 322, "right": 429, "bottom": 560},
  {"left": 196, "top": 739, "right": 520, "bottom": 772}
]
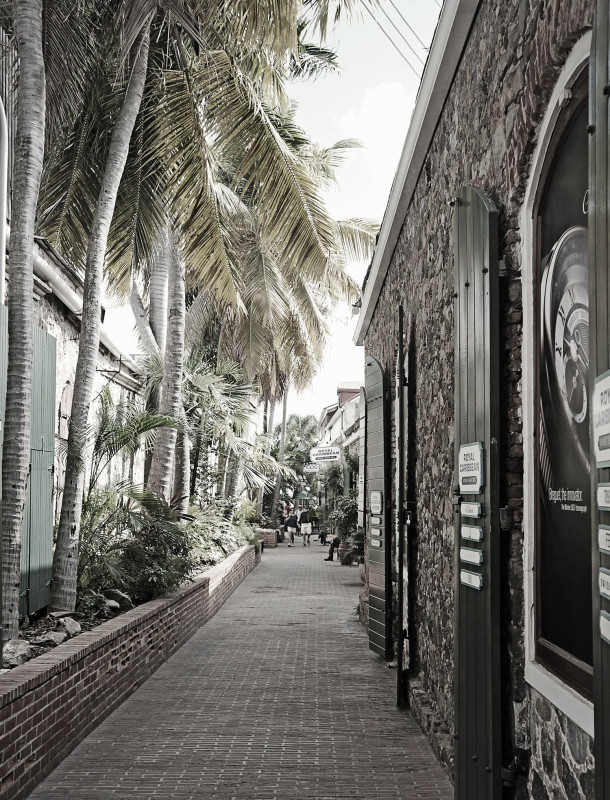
[
  {"left": 286, "top": 512, "right": 299, "bottom": 546},
  {"left": 299, "top": 508, "right": 312, "bottom": 546}
]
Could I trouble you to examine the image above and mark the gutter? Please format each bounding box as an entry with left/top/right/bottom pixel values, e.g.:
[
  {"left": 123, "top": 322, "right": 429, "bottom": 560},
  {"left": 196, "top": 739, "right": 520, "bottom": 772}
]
[
  {"left": 30, "top": 237, "right": 142, "bottom": 378},
  {"left": 354, "top": 0, "right": 480, "bottom": 346}
]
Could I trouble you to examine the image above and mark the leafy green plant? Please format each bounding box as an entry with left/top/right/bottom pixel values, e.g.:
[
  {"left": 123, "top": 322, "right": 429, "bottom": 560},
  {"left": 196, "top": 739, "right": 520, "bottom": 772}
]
[
  {"left": 342, "top": 526, "right": 365, "bottom": 566},
  {"left": 78, "top": 482, "right": 195, "bottom": 603},
  {"left": 328, "top": 494, "right": 358, "bottom": 541}
]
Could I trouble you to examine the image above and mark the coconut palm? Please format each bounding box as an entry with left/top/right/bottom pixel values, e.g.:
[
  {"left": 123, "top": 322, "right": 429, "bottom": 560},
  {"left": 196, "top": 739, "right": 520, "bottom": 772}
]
[
  {"left": 1, "top": 0, "right": 46, "bottom": 642},
  {"left": 1, "top": 0, "right": 375, "bottom": 618}
]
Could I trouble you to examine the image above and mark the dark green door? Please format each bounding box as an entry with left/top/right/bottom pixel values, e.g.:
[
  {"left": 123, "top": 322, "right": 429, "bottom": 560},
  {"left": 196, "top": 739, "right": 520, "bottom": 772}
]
[
  {"left": 589, "top": 4, "right": 610, "bottom": 795},
  {"left": 20, "top": 321, "right": 56, "bottom": 616},
  {"left": 0, "top": 304, "right": 57, "bottom": 617},
  {"left": 366, "top": 355, "right": 392, "bottom": 659},
  {"left": 453, "top": 186, "right": 502, "bottom": 799}
]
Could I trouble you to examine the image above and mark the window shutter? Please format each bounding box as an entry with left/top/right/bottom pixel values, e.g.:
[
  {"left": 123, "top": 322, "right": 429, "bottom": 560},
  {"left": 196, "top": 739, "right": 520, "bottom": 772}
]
[
  {"left": 453, "top": 186, "right": 502, "bottom": 799},
  {"left": 589, "top": 4, "right": 610, "bottom": 795},
  {"left": 365, "top": 356, "right": 392, "bottom": 659}
]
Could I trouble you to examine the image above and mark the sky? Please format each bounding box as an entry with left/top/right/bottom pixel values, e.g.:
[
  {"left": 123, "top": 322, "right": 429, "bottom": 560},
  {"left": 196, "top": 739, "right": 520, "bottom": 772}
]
[{"left": 286, "top": 1, "right": 442, "bottom": 418}]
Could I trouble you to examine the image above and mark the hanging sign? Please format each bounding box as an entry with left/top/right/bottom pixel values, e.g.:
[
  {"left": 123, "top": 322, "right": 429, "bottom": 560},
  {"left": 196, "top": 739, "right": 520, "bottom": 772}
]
[
  {"left": 303, "top": 463, "right": 320, "bottom": 473},
  {"left": 458, "top": 442, "right": 484, "bottom": 494},
  {"left": 310, "top": 446, "right": 341, "bottom": 463},
  {"left": 593, "top": 371, "right": 610, "bottom": 467}
]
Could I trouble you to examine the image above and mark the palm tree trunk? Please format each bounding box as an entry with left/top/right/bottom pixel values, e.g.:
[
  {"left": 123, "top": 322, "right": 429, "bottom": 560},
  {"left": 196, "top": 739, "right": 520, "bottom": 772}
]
[
  {"left": 149, "top": 231, "right": 170, "bottom": 352},
  {"left": 147, "top": 238, "right": 185, "bottom": 500},
  {"left": 1, "top": 0, "right": 45, "bottom": 642},
  {"left": 130, "top": 281, "right": 158, "bottom": 355},
  {"left": 51, "top": 23, "right": 151, "bottom": 612},
  {"left": 173, "top": 424, "right": 190, "bottom": 517},
  {"left": 256, "top": 398, "right": 275, "bottom": 517},
  {"left": 271, "top": 389, "right": 288, "bottom": 518}
]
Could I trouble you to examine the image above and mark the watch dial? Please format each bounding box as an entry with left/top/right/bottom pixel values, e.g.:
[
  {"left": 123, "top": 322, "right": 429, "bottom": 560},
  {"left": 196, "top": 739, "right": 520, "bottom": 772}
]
[{"left": 541, "top": 226, "right": 589, "bottom": 473}]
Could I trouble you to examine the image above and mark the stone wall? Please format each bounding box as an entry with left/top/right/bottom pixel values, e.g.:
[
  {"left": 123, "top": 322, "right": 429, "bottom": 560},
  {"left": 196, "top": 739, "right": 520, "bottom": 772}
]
[
  {"left": 0, "top": 544, "right": 261, "bottom": 800},
  {"left": 362, "top": 0, "right": 594, "bottom": 792}
]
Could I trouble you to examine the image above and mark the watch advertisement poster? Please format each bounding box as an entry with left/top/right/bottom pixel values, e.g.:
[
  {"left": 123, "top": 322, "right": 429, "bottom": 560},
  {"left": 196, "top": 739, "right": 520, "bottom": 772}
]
[{"left": 539, "top": 224, "right": 592, "bottom": 665}]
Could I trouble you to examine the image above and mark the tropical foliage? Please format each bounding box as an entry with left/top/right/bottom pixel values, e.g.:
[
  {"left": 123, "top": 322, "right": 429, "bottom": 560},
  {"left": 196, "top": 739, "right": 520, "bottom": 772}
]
[{"left": 0, "top": 0, "right": 378, "bottom": 635}]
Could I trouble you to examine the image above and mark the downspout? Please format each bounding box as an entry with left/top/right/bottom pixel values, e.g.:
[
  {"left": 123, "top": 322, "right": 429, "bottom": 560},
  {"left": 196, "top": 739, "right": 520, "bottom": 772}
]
[
  {"left": 0, "top": 95, "right": 8, "bottom": 303},
  {"left": 397, "top": 304, "right": 407, "bottom": 706}
]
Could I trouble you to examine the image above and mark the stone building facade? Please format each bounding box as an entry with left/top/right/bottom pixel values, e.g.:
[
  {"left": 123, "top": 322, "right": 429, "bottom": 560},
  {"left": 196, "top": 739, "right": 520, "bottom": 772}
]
[{"left": 355, "top": 0, "right": 604, "bottom": 797}]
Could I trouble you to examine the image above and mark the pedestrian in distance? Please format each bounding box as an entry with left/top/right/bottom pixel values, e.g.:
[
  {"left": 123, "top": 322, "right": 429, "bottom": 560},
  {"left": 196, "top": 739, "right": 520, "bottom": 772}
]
[
  {"left": 286, "top": 512, "right": 299, "bottom": 546},
  {"left": 324, "top": 535, "right": 341, "bottom": 561},
  {"left": 299, "top": 508, "right": 312, "bottom": 546}
]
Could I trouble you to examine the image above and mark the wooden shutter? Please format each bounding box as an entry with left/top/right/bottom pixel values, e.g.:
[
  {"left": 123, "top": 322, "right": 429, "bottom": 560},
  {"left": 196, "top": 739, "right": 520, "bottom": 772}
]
[
  {"left": 589, "top": 5, "right": 610, "bottom": 795},
  {"left": 453, "top": 186, "right": 502, "bottom": 799},
  {"left": 366, "top": 356, "right": 392, "bottom": 659}
]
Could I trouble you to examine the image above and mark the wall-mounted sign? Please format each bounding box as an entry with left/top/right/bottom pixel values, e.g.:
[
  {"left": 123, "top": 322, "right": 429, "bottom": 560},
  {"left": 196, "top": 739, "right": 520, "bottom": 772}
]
[
  {"left": 461, "top": 502, "right": 481, "bottom": 518},
  {"left": 601, "top": 611, "right": 610, "bottom": 646},
  {"left": 458, "top": 442, "right": 484, "bottom": 494},
  {"left": 461, "top": 525, "right": 483, "bottom": 542},
  {"left": 310, "top": 446, "right": 341, "bottom": 463},
  {"left": 460, "top": 547, "right": 483, "bottom": 565},
  {"left": 460, "top": 570, "right": 483, "bottom": 590},
  {"left": 303, "top": 462, "right": 320, "bottom": 473},
  {"left": 600, "top": 526, "right": 610, "bottom": 555},
  {"left": 593, "top": 371, "right": 610, "bottom": 467},
  {"left": 600, "top": 568, "right": 610, "bottom": 601},
  {"left": 370, "top": 491, "right": 383, "bottom": 515},
  {"left": 598, "top": 483, "right": 610, "bottom": 510}
]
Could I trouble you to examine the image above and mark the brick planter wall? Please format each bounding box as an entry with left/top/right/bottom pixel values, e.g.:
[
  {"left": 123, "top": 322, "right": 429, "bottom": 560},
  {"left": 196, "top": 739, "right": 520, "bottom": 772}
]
[{"left": 0, "top": 544, "right": 260, "bottom": 800}]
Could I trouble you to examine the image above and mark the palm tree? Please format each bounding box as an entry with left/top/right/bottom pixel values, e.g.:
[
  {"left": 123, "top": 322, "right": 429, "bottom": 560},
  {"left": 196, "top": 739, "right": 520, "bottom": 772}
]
[
  {"left": 50, "top": 15, "right": 154, "bottom": 612},
  {"left": 1, "top": 0, "right": 46, "bottom": 642},
  {"left": 40, "top": 0, "right": 374, "bottom": 613}
]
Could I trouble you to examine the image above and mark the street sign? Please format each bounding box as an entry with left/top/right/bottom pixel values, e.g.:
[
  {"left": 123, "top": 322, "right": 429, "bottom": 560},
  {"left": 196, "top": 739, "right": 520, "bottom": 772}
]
[
  {"left": 303, "top": 462, "right": 320, "bottom": 473},
  {"left": 309, "top": 446, "right": 341, "bottom": 462}
]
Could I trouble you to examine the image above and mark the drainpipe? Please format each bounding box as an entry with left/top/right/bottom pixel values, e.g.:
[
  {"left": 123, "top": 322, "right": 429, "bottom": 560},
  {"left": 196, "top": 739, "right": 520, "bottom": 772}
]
[{"left": 0, "top": 95, "right": 7, "bottom": 304}]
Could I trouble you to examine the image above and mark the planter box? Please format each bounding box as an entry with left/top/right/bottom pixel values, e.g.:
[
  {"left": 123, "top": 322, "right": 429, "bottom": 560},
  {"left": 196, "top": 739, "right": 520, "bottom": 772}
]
[
  {"left": 0, "top": 544, "right": 260, "bottom": 800},
  {"left": 255, "top": 527, "right": 279, "bottom": 548}
]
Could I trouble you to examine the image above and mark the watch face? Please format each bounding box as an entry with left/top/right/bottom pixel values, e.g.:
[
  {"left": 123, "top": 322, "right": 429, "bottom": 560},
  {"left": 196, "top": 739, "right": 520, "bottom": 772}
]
[{"left": 541, "top": 226, "right": 589, "bottom": 475}]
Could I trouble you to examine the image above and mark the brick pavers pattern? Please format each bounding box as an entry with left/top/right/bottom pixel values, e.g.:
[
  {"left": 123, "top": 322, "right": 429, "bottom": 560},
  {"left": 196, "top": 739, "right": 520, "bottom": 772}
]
[{"left": 28, "top": 540, "right": 453, "bottom": 799}]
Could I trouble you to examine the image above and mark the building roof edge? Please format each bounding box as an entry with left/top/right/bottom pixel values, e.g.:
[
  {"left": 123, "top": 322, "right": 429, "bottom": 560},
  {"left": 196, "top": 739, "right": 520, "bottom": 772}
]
[{"left": 354, "top": 0, "right": 480, "bottom": 346}]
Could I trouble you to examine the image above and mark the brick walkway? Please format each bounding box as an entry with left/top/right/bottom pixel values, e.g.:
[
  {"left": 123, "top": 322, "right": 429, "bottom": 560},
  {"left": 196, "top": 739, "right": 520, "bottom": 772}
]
[{"left": 28, "top": 538, "right": 453, "bottom": 799}]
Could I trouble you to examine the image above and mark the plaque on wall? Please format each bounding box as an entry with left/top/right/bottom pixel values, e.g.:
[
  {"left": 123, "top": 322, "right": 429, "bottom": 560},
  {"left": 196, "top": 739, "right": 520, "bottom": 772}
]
[
  {"left": 461, "top": 525, "right": 483, "bottom": 542},
  {"left": 593, "top": 371, "right": 610, "bottom": 467},
  {"left": 600, "top": 567, "right": 610, "bottom": 601},
  {"left": 458, "top": 442, "right": 484, "bottom": 494},
  {"left": 461, "top": 502, "right": 481, "bottom": 518},
  {"left": 599, "top": 526, "right": 610, "bottom": 555},
  {"left": 460, "top": 547, "right": 483, "bottom": 565},
  {"left": 370, "top": 491, "right": 383, "bottom": 515},
  {"left": 601, "top": 611, "right": 610, "bottom": 646},
  {"left": 460, "top": 570, "right": 483, "bottom": 590}
]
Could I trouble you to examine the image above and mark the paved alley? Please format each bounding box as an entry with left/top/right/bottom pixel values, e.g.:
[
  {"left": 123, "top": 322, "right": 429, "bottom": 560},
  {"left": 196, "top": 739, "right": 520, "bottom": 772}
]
[{"left": 28, "top": 538, "right": 453, "bottom": 799}]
